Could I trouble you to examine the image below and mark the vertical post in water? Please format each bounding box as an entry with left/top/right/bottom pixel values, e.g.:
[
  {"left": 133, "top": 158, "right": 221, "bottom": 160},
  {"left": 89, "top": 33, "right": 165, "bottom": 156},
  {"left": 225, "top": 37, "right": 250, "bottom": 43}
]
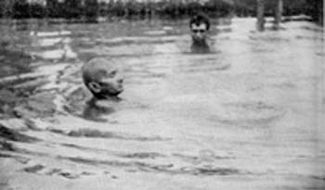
[
  {"left": 256, "top": 0, "right": 265, "bottom": 31},
  {"left": 274, "top": 0, "right": 283, "bottom": 30}
]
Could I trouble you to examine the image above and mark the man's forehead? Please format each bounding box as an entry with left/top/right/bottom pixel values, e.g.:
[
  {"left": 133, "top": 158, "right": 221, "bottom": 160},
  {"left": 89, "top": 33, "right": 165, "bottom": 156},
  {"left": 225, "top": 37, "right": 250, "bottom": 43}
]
[
  {"left": 191, "top": 23, "right": 207, "bottom": 30},
  {"left": 100, "top": 67, "right": 118, "bottom": 76},
  {"left": 95, "top": 62, "right": 117, "bottom": 73},
  {"left": 86, "top": 64, "right": 117, "bottom": 78}
]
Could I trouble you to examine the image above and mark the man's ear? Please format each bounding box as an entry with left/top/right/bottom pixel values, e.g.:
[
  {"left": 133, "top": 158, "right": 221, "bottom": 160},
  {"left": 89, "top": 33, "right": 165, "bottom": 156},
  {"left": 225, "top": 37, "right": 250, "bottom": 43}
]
[{"left": 88, "top": 81, "right": 101, "bottom": 93}]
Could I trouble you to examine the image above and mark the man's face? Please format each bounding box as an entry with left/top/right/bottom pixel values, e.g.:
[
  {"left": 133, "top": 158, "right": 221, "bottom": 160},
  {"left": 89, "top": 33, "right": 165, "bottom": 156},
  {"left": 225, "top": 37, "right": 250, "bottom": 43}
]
[
  {"left": 99, "top": 68, "right": 124, "bottom": 97},
  {"left": 89, "top": 68, "right": 124, "bottom": 98},
  {"left": 191, "top": 23, "right": 208, "bottom": 42}
]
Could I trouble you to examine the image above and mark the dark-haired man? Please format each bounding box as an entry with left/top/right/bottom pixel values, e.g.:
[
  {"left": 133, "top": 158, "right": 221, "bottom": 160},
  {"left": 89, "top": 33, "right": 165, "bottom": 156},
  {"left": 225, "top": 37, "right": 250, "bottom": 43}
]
[{"left": 189, "top": 14, "right": 211, "bottom": 53}]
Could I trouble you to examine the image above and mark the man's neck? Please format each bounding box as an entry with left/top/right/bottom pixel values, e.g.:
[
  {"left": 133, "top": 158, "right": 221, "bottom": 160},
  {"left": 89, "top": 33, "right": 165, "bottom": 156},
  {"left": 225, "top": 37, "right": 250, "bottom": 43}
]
[
  {"left": 191, "top": 40, "right": 210, "bottom": 53},
  {"left": 94, "top": 94, "right": 122, "bottom": 102},
  {"left": 192, "top": 39, "right": 208, "bottom": 47},
  {"left": 88, "top": 96, "right": 121, "bottom": 109}
]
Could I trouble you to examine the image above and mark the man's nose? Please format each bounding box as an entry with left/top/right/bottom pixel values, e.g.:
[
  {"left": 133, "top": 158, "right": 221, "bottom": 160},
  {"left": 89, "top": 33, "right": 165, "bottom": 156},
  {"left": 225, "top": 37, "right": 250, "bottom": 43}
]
[
  {"left": 118, "top": 78, "right": 123, "bottom": 84},
  {"left": 195, "top": 32, "right": 203, "bottom": 38},
  {"left": 117, "top": 75, "right": 123, "bottom": 84}
]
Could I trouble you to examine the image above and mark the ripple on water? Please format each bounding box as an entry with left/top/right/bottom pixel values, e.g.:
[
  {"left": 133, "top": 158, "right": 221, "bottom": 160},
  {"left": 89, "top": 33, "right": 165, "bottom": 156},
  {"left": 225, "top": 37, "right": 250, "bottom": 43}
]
[
  {"left": 61, "top": 156, "right": 242, "bottom": 176},
  {"left": 179, "top": 166, "right": 241, "bottom": 176},
  {"left": 212, "top": 101, "right": 285, "bottom": 126},
  {"left": 0, "top": 125, "right": 39, "bottom": 143},
  {"left": 48, "top": 128, "right": 170, "bottom": 142},
  {"left": 121, "top": 152, "right": 166, "bottom": 159},
  {"left": 179, "top": 63, "right": 231, "bottom": 73}
]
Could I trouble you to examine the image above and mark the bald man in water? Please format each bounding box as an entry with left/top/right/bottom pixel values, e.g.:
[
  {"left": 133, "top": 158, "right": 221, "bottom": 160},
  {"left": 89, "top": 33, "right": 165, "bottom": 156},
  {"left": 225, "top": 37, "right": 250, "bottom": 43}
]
[
  {"left": 82, "top": 57, "right": 124, "bottom": 100},
  {"left": 64, "top": 57, "right": 124, "bottom": 121},
  {"left": 81, "top": 57, "right": 124, "bottom": 121}
]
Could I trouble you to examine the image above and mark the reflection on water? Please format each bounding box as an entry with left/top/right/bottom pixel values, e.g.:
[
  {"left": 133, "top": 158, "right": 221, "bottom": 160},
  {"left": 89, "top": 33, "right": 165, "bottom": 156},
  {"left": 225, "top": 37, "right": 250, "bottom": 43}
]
[{"left": 0, "top": 18, "right": 324, "bottom": 190}]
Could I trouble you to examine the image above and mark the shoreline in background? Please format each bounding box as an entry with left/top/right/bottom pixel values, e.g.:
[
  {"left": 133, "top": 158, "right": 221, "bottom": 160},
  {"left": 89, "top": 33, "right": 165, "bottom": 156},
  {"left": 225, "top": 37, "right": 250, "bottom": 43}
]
[{"left": 0, "top": 0, "right": 322, "bottom": 24}]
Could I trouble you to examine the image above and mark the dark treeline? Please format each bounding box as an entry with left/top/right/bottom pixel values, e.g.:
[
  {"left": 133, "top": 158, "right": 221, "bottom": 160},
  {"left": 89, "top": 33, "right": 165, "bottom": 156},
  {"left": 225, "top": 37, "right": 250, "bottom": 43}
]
[
  {"left": 0, "top": 0, "right": 233, "bottom": 20},
  {"left": 0, "top": 0, "right": 323, "bottom": 23}
]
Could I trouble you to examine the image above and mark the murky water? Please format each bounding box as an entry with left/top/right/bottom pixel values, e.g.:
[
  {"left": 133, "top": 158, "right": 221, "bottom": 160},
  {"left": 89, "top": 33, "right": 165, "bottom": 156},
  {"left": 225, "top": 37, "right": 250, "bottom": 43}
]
[{"left": 0, "top": 18, "right": 324, "bottom": 190}]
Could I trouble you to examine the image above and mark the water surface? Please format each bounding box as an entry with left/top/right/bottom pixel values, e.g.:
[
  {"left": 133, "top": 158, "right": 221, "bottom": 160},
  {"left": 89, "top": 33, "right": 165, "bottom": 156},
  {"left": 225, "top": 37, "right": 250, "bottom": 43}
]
[{"left": 0, "top": 18, "right": 324, "bottom": 190}]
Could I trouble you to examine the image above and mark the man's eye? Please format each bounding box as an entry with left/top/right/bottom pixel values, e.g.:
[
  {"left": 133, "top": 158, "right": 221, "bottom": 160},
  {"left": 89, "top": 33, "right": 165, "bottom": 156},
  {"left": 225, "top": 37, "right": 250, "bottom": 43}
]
[
  {"left": 108, "top": 71, "right": 117, "bottom": 77},
  {"left": 192, "top": 29, "right": 205, "bottom": 33}
]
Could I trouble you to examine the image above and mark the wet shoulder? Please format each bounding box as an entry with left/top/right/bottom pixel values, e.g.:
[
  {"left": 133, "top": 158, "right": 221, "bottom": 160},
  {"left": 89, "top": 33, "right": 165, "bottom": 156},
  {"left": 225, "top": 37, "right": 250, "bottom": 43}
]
[{"left": 63, "top": 86, "right": 92, "bottom": 116}]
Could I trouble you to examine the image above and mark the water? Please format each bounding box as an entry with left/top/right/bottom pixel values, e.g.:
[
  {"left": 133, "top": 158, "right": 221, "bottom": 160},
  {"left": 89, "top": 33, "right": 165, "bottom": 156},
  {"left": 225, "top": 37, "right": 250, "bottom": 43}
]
[{"left": 0, "top": 18, "right": 324, "bottom": 190}]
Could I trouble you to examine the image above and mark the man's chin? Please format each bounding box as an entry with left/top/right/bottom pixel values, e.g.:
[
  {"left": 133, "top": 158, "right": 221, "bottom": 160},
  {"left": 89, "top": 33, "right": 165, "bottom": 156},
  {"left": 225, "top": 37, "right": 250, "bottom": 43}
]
[
  {"left": 107, "top": 89, "right": 123, "bottom": 97},
  {"left": 95, "top": 90, "right": 123, "bottom": 100},
  {"left": 193, "top": 38, "right": 206, "bottom": 43}
]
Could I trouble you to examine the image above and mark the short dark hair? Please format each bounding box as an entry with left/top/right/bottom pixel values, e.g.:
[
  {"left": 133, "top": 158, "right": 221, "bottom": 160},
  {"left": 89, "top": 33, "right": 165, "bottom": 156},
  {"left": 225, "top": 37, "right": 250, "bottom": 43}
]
[{"left": 189, "top": 13, "right": 210, "bottom": 31}]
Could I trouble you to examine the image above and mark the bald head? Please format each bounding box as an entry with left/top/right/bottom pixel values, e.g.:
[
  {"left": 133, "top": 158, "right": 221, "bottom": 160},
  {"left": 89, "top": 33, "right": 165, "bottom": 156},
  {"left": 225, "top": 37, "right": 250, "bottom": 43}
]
[{"left": 82, "top": 58, "right": 123, "bottom": 99}]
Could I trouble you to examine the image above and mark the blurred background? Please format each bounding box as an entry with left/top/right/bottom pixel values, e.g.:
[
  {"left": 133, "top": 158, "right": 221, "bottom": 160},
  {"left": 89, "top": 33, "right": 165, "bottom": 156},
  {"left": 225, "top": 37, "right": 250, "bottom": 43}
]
[{"left": 0, "top": 0, "right": 323, "bottom": 23}]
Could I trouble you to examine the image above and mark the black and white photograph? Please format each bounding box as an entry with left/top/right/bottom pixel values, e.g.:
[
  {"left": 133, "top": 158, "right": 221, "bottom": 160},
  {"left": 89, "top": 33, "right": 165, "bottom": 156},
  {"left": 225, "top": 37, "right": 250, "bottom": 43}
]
[{"left": 0, "top": 0, "right": 324, "bottom": 189}]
